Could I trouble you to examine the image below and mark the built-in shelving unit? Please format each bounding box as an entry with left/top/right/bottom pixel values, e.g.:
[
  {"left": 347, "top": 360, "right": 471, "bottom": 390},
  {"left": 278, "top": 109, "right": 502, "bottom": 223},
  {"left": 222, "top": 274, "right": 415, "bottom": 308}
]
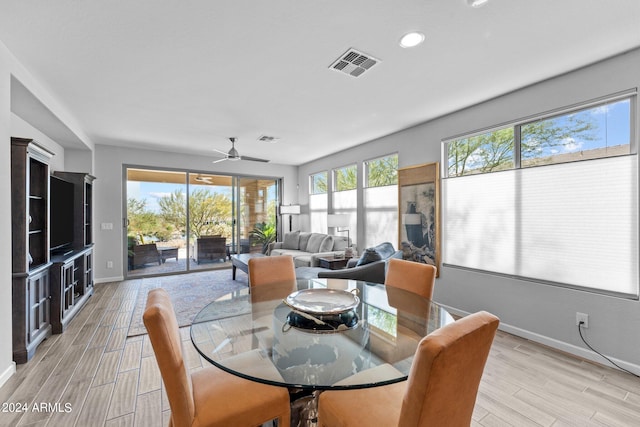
[
  {"left": 51, "top": 171, "right": 96, "bottom": 334},
  {"left": 11, "top": 137, "right": 97, "bottom": 363},
  {"left": 49, "top": 247, "right": 93, "bottom": 333},
  {"left": 11, "top": 137, "right": 54, "bottom": 364}
]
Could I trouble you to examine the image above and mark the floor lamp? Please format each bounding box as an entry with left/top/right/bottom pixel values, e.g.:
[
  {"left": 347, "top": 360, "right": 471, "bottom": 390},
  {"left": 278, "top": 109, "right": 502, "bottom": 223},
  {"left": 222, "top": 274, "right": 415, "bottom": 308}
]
[{"left": 280, "top": 204, "right": 301, "bottom": 232}]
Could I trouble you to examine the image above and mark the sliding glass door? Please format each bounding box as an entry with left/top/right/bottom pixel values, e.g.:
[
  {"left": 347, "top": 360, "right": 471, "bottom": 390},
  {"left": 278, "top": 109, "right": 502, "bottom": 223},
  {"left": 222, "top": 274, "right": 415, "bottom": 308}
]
[
  {"left": 126, "top": 168, "right": 189, "bottom": 276},
  {"left": 237, "top": 178, "right": 279, "bottom": 256},
  {"left": 125, "top": 167, "right": 279, "bottom": 278}
]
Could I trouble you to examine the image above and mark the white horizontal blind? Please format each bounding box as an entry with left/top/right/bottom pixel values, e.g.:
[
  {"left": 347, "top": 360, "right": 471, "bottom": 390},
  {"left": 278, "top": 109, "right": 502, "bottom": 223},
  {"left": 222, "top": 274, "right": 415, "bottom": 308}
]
[
  {"left": 309, "top": 193, "right": 327, "bottom": 234},
  {"left": 333, "top": 189, "right": 357, "bottom": 245},
  {"left": 443, "top": 155, "right": 639, "bottom": 297},
  {"left": 363, "top": 185, "right": 398, "bottom": 249}
]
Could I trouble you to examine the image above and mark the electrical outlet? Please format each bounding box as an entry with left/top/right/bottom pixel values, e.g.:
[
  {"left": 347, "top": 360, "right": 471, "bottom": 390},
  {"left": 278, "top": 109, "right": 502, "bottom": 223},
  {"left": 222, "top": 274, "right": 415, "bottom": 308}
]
[
  {"left": 576, "top": 312, "right": 589, "bottom": 328},
  {"left": 107, "top": 261, "right": 114, "bottom": 269}
]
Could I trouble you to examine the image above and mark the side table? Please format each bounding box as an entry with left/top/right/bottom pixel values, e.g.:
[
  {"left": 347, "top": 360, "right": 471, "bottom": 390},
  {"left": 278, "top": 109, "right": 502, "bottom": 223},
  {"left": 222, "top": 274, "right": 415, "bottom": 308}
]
[{"left": 318, "top": 257, "right": 350, "bottom": 270}]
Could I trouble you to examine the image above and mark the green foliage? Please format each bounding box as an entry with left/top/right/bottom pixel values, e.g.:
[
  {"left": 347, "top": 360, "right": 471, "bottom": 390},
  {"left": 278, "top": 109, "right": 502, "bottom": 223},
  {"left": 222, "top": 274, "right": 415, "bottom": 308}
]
[
  {"left": 448, "top": 114, "right": 596, "bottom": 176},
  {"left": 310, "top": 172, "right": 328, "bottom": 194},
  {"left": 335, "top": 165, "right": 357, "bottom": 191},
  {"left": 157, "top": 189, "right": 232, "bottom": 238},
  {"left": 448, "top": 128, "right": 515, "bottom": 177},
  {"left": 127, "top": 198, "right": 160, "bottom": 244},
  {"left": 367, "top": 155, "right": 398, "bottom": 186},
  {"left": 250, "top": 222, "right": 276, "bottom": 253}
]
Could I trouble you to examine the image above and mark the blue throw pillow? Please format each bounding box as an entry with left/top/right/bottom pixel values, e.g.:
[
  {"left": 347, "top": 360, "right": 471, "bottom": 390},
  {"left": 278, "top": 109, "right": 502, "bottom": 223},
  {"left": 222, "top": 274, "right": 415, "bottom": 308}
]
[{"left": 355, "top": 248, "right": 382, "bottom": 266}]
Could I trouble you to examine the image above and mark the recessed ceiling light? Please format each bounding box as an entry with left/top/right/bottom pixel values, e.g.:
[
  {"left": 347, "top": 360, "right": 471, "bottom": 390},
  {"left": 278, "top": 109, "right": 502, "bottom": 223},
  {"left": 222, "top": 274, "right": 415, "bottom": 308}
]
[
  {"left": 399, "top": 32, "right": 425, "bottom": 48},
  {"left": 467, "top": 0, "right": 489, "bottom": 7}
]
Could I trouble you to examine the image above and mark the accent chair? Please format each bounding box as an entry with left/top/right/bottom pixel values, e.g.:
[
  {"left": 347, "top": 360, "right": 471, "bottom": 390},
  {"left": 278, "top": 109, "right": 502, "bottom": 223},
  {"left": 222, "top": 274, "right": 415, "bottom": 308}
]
[
  {"left": 143, "top": 288, "right": 291, "bottom": 427},
  {"left": 317, "top": 311, "right": 499, "bottom": 427}
]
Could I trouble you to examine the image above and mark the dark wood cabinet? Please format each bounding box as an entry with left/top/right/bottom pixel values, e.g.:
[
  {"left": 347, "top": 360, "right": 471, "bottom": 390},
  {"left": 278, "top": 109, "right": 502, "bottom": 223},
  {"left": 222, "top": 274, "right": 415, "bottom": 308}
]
[
  {"left": 11, "top": 137, "right": 54, "bottom": 364},
  {"left": 50, "top": 172, "right": 95, "bottom": 334},
  {"left": 50, "top": 247, "right": 94, "bottom": 334},
  {"left": 52, "top": 171, "right": 95, "bottom": 248}
]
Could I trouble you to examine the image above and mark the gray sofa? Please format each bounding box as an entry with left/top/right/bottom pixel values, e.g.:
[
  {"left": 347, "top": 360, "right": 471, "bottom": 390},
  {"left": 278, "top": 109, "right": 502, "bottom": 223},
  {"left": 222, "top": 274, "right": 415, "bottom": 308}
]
[{"left": 269, "top": 231, "right": 350, "bottom": 267}]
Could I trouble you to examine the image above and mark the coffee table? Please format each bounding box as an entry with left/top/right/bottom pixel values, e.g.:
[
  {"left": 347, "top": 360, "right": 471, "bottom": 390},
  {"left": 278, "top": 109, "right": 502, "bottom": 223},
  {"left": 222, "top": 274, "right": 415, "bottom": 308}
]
[{"left": 230, "top": 253, "right": 266, "bottom": 280}]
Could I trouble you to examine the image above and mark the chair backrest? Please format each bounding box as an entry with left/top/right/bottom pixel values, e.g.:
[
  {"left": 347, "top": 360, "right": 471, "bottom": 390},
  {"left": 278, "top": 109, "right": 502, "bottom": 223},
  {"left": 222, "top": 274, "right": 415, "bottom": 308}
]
[
  {"left": 399, "top": 311, "right": 499, "bottom": 427},
  {"left": 385, "top": 258, "right": 437, "bottom": 299},
  {"left": 248, "top": 255, "right": 296, "bottom": 287},
  {"left": 143, "top": 289, "right": 195, "bottom": 427}
]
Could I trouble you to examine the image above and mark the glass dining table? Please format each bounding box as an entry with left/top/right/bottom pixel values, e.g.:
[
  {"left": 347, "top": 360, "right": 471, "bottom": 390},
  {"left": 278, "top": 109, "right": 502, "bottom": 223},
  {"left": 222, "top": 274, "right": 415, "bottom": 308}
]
[{"left": 190, "top": 278, "right": 455, "bottom": 426}]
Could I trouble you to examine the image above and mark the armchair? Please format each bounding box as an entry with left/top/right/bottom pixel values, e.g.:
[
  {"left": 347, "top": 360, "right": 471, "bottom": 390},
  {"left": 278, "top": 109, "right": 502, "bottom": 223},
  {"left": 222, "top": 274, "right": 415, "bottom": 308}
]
[
  {"left": 193, "top": 235, "right": 227, "bottom": 264},
  {"left": 131, "top": 243, "right": 161, "bottom": 268},
  {"left": 317, "top": 242, "right": 402, "bottom": 283}
]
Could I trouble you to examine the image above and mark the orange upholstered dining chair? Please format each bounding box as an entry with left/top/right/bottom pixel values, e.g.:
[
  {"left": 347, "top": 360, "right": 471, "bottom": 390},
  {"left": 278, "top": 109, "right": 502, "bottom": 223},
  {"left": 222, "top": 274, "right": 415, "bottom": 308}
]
[
  {"left": 143, "top": 288, "right": 291, "bottom": 427},
  {"left": 248, "top": 255, "right": 296, "bottom": 288},
  {"left": 385, "top": 258, "right": 437, "bottom": 300},
  {"left": 317, "top": 311, "right": 499, "bottom": 427}
]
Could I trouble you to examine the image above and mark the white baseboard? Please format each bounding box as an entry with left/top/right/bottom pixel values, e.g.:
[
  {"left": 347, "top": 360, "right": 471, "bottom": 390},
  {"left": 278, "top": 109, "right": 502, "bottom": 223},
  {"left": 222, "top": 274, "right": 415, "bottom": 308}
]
[
  {"left": 439, "top": 304, "right": 640, "bottom": 376},
  {"left": 0, "top": 361, "right": 16, "bottom": 389},
  {"left": 94, "top": 275, "right": 124, "bottom": 284}
]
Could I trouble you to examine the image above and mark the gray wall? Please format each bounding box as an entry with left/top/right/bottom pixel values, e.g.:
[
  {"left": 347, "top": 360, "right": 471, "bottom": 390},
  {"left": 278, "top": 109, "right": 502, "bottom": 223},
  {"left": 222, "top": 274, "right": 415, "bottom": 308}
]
[
  {"left": 93, "top": 144, "right": 299, "bottom": 282},
  {"left": 298, "top": 48, "right": 640, "bottom": 372},
  {"left": 0, "top": 40, "right": 94, "bottom": 387}
]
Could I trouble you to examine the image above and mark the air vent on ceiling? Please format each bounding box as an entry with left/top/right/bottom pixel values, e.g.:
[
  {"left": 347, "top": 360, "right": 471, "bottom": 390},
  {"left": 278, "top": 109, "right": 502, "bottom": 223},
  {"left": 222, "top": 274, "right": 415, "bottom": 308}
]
[
  {"left": 329, "top": 48, "right": 379, "bottom": 78},
  {"left": 258, "top": 135, "right": 280, "bottom": 143}
]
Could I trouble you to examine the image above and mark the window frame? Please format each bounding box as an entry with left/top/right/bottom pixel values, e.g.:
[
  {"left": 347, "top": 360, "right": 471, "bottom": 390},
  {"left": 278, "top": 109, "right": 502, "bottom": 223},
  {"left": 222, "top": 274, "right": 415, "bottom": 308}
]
[
  {"left": 441, "top": 90, "right": 638, "bottom": 298},
  {"left": 444, "top": 90, "right": 637, "bottom": 178}
]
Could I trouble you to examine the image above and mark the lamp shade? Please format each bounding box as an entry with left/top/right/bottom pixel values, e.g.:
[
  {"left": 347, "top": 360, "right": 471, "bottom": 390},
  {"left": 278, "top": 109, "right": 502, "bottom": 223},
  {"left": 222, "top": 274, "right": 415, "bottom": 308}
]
[
  {"left": 327, "top": 214, "right": 349, "bottom": 228},
  {"left": 280, "top": 205, "right": 301, "bottom": 215}
]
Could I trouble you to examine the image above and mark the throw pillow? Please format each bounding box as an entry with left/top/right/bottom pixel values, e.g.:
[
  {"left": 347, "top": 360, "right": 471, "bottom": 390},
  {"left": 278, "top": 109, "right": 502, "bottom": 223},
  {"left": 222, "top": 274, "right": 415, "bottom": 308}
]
[
  {"left": 283, "top": 231, "right": 300, "bottom": 249},
  {"left": 373, "top": 242, "right": 396, "bottom": 259},
  {"left": 319, "top": 235, "right": 334, "bottom": 252},
  {"left": 298, "top": 232, "right": 312, "bottom": 251},
  {"left": 306, "top": 233, "right": 325, "bottom": 253},
  {"left": 355, "top": 247, "right": 383, "bottom": 267},
  {"left": 332, "top": 236, "right": 349, "bottom": 251}
]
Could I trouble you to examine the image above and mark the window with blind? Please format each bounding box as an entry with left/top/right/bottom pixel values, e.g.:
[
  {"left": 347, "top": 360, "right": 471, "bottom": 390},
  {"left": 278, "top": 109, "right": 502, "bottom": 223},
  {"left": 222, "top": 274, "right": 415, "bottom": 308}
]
[
  {"left": 309, "top": 171, "right": 328, "bottom": 233},
  {"left": 331, "top": 164, "right": 357, "bottom": 244},
  {"left": 443, "top": 93, "right": 638, "bottom": 298},
  {"left": 363, "top": 154, "right": 398, "bottom": 249}
]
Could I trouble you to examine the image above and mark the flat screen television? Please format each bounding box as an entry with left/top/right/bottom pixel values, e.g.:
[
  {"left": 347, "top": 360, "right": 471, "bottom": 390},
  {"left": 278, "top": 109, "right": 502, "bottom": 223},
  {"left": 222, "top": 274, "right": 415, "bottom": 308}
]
[{"left": 50, "top": 175, "right": 75, "bottom": 252}]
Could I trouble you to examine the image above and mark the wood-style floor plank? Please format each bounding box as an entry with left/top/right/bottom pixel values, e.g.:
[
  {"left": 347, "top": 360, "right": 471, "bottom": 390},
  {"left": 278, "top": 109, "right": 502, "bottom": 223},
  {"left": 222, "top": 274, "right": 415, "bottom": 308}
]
[{"left": 0, "top": 276, "right": 638, "bottom": 427}]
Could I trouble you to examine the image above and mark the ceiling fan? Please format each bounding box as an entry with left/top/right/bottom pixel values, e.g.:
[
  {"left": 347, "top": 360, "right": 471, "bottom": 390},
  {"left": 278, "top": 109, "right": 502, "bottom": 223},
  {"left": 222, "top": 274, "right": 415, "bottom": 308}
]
[
  {"left": 212, "top": 137, "right": 269, "bottom": 163},
  {"left": 194, "top": 175, "right": 213, "bottom": 183}
]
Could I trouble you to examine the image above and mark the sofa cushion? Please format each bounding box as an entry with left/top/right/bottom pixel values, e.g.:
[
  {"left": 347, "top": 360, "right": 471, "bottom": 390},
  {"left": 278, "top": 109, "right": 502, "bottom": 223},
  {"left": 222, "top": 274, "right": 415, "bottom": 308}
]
[
  {"left": 294, "top": 255, "right": 313, "bottom": 268},
  {"left": 298, "top": 232, "right": 312, "bottom": 251},
  {"left": 332, "top": 236, "right": 349, "bottom": 251},
  {"left": 306, "top": 233, "right": 326, "bottom": 253},
  {"left": 319, "top": 235, "right": 334, "bottom": 252},
  {"left": 283, "top": 231, "right": 300, "bottom": 249},
  {"left": 356, "top": 248, "right": 383, "bottom": 266}
]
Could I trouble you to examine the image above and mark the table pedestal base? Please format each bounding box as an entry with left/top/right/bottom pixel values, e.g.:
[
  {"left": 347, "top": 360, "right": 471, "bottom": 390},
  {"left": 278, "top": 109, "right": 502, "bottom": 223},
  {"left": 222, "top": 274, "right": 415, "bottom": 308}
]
[{"left": 289, "top": 389, "right": 321, "bottom": 427}]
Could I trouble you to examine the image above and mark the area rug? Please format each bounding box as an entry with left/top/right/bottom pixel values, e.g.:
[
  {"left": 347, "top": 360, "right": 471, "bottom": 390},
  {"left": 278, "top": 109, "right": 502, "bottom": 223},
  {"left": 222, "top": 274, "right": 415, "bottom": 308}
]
[{"left": 127, "top": 269, "right": 247, "bottom": 337}]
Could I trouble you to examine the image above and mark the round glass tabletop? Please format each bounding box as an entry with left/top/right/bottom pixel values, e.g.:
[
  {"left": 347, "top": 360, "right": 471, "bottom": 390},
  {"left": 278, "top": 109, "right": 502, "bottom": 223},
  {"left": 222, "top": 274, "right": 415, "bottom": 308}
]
[{"left": 190, "top": 278, "right": 454, "bottom": 390}]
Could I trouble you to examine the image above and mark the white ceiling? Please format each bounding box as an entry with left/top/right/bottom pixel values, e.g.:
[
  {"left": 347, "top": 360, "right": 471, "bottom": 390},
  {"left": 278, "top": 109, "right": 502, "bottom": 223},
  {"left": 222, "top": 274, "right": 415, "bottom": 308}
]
[{"left": 1, "top": 1, "right": 639, "bottom": 165}]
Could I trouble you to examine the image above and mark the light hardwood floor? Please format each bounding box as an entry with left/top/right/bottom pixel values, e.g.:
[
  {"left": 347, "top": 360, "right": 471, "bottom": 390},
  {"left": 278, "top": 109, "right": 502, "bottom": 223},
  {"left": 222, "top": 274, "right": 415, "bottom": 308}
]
[{"left": 0, "top": 276, "right": 639, "bottom": 427}]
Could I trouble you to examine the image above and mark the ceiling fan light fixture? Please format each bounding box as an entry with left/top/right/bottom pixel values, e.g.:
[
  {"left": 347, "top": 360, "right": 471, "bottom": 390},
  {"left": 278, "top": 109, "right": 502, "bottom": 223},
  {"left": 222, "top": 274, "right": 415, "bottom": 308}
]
[{"left": 399, "top": 32, "right": 425, "bottom": 48}]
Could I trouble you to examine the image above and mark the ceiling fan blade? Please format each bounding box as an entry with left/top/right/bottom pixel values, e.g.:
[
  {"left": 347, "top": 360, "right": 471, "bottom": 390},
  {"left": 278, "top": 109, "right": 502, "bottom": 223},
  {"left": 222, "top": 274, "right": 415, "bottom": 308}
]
[
  {"left": 212, "top": 157, "right": 228, "bottom": 163},
  {"left": 240, "top": 155, "right": 270, "bottom": 163},
  {"left": 213, "top": 148, "right": 228, "bottom": 156}
]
